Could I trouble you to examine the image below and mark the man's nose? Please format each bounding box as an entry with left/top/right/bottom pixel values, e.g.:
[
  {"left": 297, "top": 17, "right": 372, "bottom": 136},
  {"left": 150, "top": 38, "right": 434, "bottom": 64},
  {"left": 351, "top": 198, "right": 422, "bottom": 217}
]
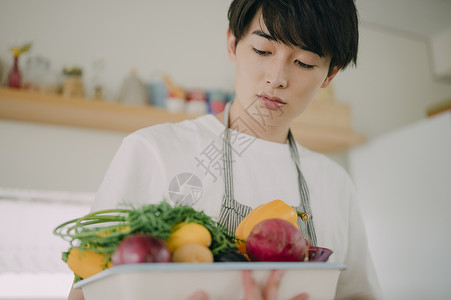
[{"left": 265, "top": 58, "right": 288, "bottom": 89}]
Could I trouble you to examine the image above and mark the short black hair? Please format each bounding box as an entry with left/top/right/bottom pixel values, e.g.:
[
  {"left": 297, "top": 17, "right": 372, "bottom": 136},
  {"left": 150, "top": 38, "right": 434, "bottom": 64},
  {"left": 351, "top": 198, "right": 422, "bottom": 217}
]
[{"left": 228, "top": 0, "right": 359, "bottom": 74}]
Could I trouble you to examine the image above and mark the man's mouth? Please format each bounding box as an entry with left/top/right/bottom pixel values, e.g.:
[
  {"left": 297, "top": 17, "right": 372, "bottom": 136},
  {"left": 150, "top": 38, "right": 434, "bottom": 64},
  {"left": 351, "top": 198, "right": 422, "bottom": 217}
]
[{"left": 257, "top": 93, "right": 286, "bottom": 109}]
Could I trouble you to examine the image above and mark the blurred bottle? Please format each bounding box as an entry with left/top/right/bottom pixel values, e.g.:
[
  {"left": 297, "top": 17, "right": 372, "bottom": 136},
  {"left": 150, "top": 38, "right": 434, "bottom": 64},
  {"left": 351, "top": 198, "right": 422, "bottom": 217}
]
[
  {"left": 91, "top": 58, "right": 105, "bottom": 101},
  {"left": 118, "top": 69, "right": 148, "bottom": 106},
  {"left": 8, "top": 56, "right": 21, "bottom": 89},
  {"left": 62, "top": 66, "right": 85, "bottom": 98},
  {"left": 166, "top": 91, "right": 185, "bottom": 113},
  {"left": 147, "top": 73, "right": 168, "bottom": 108},
  {"left": 8, "top": 42, "right": 32, "bottom": 89},
  {"left": 22, "top": 56, "right": 59, "bottom": 94},
  {"left": 186, "top": 89, "right": 207, "bottom": 115},
  {"left": 207, "top": 90, "right": 227, "bottom": 114},
  {"left": 0, "top": 58, "right": 4, "bottom": 86}
]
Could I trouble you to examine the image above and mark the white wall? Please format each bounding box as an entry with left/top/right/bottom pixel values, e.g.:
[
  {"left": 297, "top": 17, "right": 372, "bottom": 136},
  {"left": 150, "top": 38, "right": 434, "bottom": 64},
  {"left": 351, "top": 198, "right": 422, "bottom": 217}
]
[
  {"left": 334, "top": 25, "right": 451, "bottom": 138},
  {"left": 0, "top": 120, "right": 126, "bottom": 192},
  {"left": 431, "top": 27, "right": 451, "bottom": 79},
  {"left": 0, "top": 0, "right": 234, "bottom": 100}
]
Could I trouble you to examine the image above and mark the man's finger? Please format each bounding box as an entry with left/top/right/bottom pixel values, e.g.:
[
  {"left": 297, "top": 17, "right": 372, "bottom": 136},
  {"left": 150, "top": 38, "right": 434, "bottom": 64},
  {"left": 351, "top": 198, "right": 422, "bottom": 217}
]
[
  {"left": 186, "top": 290, "right": 209, "bottom": 300},
  {"left": 263, "top": 270, "right": 285, "bottom": 300},
  {"left": 242, "top": 270, "right": 262, "bottom": 300},
  {"left": 290, "top": 293, "right": 309, "bottom": 300}
]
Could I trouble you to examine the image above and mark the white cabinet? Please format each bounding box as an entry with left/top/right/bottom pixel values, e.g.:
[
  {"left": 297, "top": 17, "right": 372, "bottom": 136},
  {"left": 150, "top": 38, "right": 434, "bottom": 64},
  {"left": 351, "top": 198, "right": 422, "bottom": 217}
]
[{"left": 349, "top": 112, "right": 451, "bottom": 300}]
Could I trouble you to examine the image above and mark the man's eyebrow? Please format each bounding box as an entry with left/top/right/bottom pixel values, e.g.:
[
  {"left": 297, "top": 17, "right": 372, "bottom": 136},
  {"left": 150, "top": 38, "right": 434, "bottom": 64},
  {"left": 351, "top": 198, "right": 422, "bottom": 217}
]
[{"left": 251, "top": 30, "right": 276, "bottom": 41}]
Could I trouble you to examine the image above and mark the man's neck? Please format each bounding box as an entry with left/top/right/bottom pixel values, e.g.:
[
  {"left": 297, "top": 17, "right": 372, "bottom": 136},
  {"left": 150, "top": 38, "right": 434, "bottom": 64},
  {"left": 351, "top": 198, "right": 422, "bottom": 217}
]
[{"left": 215, "top": 101, "right": 290, "bottom": 144}]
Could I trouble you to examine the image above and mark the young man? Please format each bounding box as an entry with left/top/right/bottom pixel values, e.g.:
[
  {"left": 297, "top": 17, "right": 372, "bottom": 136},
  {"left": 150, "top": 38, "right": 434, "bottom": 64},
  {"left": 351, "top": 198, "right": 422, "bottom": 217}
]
[{"left": 69, "top": 0, "right": 381, "bottom": 299}]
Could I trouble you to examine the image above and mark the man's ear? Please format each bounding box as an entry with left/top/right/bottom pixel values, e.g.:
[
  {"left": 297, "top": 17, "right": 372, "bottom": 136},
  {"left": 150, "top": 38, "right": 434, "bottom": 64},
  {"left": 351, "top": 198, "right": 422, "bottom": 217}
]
[
  {"left": 227, "top": 28, "right": 237, "bottom": 61},
  {"left": 321, "top": 66, "right": 340, "bottom": 88}
]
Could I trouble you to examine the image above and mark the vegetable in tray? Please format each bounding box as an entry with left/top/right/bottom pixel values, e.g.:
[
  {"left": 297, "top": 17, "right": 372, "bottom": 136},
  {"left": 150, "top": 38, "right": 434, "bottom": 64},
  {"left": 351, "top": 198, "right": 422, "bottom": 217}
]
[
  {"left": 54, "top": 199, "right": 332, "bottom": 282},
  {"left": 54, "top": 202, "right": 238, "bottom": 281}
]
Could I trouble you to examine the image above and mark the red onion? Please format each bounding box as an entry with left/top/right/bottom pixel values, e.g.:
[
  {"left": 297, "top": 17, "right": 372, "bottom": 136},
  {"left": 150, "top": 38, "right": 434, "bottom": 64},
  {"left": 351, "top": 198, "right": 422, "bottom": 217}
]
[
  {"left": 245, "top": 218, "right": 307, "bottom": 262},
  {"left": 307, "top": 246, "right": 333, "bottom": 262},
  {"left": 112, "top": 233, "right": 171, "bottom": 265}
]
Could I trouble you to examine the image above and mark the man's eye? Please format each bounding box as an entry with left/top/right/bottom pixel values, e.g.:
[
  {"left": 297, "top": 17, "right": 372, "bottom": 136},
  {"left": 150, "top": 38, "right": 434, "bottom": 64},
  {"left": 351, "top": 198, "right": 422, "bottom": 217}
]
[
  {"left": 295, "top": 59, "right": 314, "bottom": 70},
  {"left": 252, "top": 47, "right": 270, "bottom": 56}
]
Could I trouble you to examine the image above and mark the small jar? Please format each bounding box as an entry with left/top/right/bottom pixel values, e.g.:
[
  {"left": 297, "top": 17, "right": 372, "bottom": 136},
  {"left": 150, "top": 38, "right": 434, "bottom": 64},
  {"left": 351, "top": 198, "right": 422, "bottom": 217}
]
[
  {"left": 0, "top": 58, "right": 4, "bottom": 85},
  {"left": 62, "top": 66, "right": 85, "bottom": 98}
]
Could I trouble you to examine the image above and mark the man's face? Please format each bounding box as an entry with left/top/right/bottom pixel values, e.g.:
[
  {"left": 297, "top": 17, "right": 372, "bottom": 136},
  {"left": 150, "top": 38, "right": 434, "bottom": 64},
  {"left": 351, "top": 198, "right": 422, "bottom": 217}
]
[{"left": 227, "top": 12, "right": 338, "bottom": 128}]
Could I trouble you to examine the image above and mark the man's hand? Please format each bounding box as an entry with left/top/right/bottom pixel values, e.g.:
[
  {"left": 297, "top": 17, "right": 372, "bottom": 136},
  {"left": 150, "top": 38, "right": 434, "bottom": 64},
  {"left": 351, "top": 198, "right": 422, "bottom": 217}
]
[
  {"left": 68, "top": 284, "right": 84, "bottom": 300},
  {"left": 186, "top": 270, "right": 309, "bottom": 300},
  {"left": 243, "top": 270, "right": 308, "bottom": 300}
]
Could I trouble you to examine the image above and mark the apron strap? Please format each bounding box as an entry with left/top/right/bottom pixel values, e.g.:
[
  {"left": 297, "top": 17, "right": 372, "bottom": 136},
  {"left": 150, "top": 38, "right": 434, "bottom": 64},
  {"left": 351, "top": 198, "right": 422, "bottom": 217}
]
[
  {"left": 218, "top": 102, "right": 252, "bottom": 234},
  {"left": 288, "top": 130, "right": 318, "bottom": 246},
  {"left": 222, "top": 101, "right": 234, "bottom": 199}
]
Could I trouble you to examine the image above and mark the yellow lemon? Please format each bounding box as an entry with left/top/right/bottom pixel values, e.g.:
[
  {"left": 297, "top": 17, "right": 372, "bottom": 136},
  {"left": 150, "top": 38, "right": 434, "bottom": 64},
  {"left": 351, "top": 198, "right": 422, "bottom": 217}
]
[
  {"left": 172, "top": 243, "right": 214, "bottom": 263},
  {"left": 166, "top": 222, "right": 212, "bottom": 253}
]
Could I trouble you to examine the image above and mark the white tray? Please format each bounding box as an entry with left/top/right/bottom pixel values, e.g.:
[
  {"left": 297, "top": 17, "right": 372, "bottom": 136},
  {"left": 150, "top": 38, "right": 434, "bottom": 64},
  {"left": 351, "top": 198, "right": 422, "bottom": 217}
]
[{"left": 75, "top": 262, "right": 345, "bottom": 300}]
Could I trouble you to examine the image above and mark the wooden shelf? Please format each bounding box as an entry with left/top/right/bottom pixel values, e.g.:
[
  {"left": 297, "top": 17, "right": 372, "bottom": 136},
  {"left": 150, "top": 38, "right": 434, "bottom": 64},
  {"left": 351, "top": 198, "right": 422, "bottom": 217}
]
[{"left": 0, "top": 87, "right": 364, "bottom": 153}]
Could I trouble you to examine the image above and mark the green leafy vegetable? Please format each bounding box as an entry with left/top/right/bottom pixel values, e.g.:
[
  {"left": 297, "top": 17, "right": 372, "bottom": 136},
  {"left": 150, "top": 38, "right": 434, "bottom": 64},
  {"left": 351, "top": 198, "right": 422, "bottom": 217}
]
[{"left": 53, "top": 202, "right": 236, "bottom": 257}]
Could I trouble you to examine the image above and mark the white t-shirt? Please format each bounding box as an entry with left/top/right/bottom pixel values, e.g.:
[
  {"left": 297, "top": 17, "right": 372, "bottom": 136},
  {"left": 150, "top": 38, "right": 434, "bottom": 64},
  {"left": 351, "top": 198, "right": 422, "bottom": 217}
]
[{"left": 92, "top": 114, "right": 382, "bottom": 299}]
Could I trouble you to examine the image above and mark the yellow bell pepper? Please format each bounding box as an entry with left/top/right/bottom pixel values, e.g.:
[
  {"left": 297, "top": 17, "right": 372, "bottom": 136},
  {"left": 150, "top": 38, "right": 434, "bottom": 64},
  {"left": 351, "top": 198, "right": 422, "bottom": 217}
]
[{"left": 235, "top": 199, "right": 307, "bottom": 254}]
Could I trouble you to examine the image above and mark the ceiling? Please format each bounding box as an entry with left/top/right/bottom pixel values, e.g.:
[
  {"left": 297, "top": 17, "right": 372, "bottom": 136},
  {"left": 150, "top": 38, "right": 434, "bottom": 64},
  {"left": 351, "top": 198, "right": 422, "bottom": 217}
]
[{"left": 357, "top": 0, "right": 451, "bottom": 38}]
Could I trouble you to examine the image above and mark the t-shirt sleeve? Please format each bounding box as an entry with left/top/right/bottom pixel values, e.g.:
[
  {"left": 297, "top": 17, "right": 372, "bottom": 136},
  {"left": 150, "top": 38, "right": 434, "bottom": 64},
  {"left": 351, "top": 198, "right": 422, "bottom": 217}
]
[
  {"left": 335, "top": 180, "right": 383, "bottom": 300},
  {"left": 90, "top": 133, "right": 167, "bottom": 212}
]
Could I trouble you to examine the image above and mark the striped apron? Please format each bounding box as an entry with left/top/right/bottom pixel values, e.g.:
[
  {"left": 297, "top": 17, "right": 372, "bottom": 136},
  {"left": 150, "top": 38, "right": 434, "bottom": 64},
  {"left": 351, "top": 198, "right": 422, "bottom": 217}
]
[{"left": 217, "top": 101, "right": 317, "bottom": 246}]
